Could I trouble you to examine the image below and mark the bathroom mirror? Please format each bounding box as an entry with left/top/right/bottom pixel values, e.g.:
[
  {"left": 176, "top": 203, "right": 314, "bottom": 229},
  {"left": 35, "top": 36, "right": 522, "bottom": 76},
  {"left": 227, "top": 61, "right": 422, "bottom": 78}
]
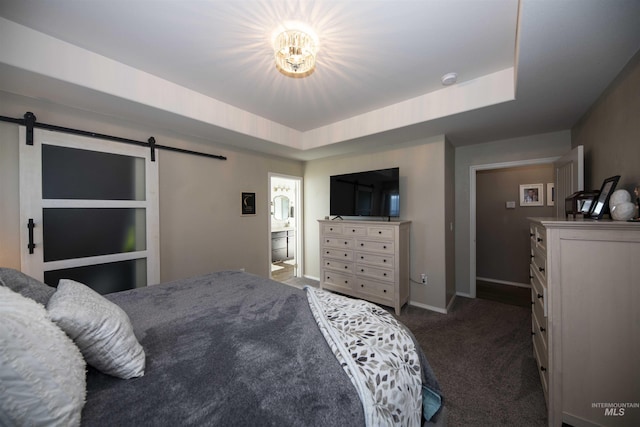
[{"left": 273, "top": 195, "right": 290, "bottom": 220}]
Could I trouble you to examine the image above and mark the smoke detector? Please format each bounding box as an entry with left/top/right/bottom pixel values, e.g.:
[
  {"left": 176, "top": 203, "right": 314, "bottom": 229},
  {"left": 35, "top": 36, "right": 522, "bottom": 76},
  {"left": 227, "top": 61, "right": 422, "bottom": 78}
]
[{"left": 441, "top": 72, "right": 458, "bottom": 86}]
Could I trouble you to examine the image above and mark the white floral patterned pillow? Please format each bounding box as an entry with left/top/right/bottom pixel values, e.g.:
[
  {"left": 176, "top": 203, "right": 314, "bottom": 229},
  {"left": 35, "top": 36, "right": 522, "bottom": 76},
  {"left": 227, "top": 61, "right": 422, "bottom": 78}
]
[{"left": 47, "top": 279, "right": 145, "bottom": 379}]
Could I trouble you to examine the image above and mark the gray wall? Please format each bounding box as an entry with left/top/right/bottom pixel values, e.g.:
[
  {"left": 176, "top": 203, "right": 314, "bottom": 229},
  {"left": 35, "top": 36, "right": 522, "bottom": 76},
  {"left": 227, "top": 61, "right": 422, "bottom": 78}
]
[
  {"left": 476, "top": 164, "right": 554, "bottom": 284},
  {"left": 454, "top": 131, "right": 572, "bottom": 296},
  {"left": 303, "top": 136, "right": 455, "bottom": 311},
  {"left": 0, "top": 91, "right": 303, "bottom": 282},
  {"left": 572, "top": 49, "right": 640, "bottom": 196}
]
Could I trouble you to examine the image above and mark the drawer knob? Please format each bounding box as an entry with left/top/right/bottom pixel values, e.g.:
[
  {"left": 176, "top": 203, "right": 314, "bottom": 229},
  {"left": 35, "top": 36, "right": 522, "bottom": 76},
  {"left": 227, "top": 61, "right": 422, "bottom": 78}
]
[
  {"left": 539, "top": 326, "right": 546, "bottom": 332},
  {"left": 531, "top": 301, "right": 535, "bottom": 306},
  {"left": 344, "top": 253, "right": 348, "bottom": 257},
  {"left": 378, "top": 231, "right": 382, "bottom": 234},
  {"left": 352, "top": 229, "right": 356, "bottom": 232},
  {"left": 537, "top": 293, "right": 543, "bottom": 299},
  {"left": 540, "top": 366, "right": 547, "bottom": 372},
  {"left": 360, "top": 284, "right": 364, "bottom": 287},
  {"left": 361, "top": 269, "right": 364, "bottom": 272},
  {"left": 383, "top": 273, "right": 387, "bottom": 276},
  {"left": 530, "top": 233, "right": 534, "bottom": 237},
  {"left": 538, "top": 267, "right": 545, "bottom": 272},
  {"left": 360, "top": 243, "right": 364, "bottom": 247},
  {"left": 383, "top": 245, "right": 387, "bottom": 249},
  {"left": 344, "top": 266, "right": 348, "bottom": 269},
  {"left": 344, "top": 241, "right": 348, "bottom": 245},
  {"left": 530, "top": 254, "right": 534, "bottom": 259},
  {"left": 345, "top": 280, "right": 348, "bottom": 284},
  {"left": 383, "top": 289, "right": 387, "bottom": 293},
  {"left": 537, "top": 237, "right": 543, "bottom": 242},
  {"left": 329, "top": 228, "right": 333, "bottom": 231},
  {"left": 531, "top": 331, "right": 536, "bottom": 336},
  {"left": 529, "top": 275, "right": 534, "bottom": 280},
  {"left": 361, "top": 256, "right": 364, "bottom": 259},
  {"left": 383, "top": 259, "right": 387, "bottom": 263}
]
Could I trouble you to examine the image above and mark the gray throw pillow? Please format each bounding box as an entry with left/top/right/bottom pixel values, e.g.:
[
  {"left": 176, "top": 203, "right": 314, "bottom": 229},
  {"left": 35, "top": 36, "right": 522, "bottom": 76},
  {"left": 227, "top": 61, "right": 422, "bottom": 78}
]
[
  {"left": 0, "top": 267, "right": 56, "bottom": 305},
  {"left": 47, "top": 279, "right": 145, "bottom": 379},
  {"left": 0, "top": 286, "right": 86, "bottom": 426}
]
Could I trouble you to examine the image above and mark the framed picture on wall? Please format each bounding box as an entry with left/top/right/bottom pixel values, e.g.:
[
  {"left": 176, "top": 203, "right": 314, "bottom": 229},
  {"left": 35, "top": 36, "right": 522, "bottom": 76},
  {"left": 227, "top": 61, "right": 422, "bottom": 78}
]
[
  {"left": 520, "top": 183, "right": 544, "bottom": 206},
  {"left": 241, "top": 192, "right": 256, "bottom": 215},
  {"left": 546, "top": 183, "right": 555, "bottom": 206}
]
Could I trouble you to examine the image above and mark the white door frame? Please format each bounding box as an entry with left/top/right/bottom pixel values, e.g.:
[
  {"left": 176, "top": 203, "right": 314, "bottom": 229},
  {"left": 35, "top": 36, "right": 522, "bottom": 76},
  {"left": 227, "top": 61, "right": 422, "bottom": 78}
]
[
  {"left": 469, "top": 156, "right": 559, "bottom": 298},
  {"left": 268, "top": 173, "right": 303, "bottom": 279}
]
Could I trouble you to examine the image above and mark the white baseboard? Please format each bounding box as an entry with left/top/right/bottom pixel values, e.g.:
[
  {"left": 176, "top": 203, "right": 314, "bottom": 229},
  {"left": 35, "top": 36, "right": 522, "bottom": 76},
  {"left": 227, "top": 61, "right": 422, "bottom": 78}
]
[
  {"left": 476, "top": 276, "right": 530, "bottom": 289},
  {"left": 456, "top": 291, "right": 473, "bottom": 298},
  {"left": 303, "top": 274, "right": 320, "bottom": 282},
  {"left": 408, "top": 300, "right": 448, "bottom": 314}
]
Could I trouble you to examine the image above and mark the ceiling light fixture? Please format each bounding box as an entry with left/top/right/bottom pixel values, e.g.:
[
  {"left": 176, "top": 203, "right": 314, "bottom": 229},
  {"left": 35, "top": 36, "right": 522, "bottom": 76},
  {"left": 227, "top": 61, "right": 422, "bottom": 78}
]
[
  {"left": 274, "top": 29, "right": 317, "bottom": 78},
  {"left": 441, "top": 72, "right": 458, "bottom": 86}
]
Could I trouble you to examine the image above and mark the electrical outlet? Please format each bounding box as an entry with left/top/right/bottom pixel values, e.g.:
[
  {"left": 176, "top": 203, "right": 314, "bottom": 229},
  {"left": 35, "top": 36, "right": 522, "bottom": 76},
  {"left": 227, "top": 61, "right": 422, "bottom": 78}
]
[{"left": 420, "top": 273, "right": 427, "bottom": 284}]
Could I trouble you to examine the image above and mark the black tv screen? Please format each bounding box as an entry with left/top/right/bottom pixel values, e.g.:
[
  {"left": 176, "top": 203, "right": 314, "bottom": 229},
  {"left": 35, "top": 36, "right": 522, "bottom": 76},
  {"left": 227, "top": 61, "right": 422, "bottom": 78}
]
[{"left": 330, "top": 167, "right": 400, "bottom": 218}]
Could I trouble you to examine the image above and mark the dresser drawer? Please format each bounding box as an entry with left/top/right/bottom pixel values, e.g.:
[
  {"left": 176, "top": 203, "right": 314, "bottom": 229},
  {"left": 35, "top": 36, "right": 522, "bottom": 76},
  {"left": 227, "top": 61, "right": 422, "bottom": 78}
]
[
  {"left": 367, "top": 226, "right": 394, "bottom": 239},
  {"left": 355, "top": 279, "right": 394, "bottom": 303},
  {"left": 532, "top": 224, "right": 547, "bottom": 253},
  {"left": 532, "top": 327, "right": 549, "bottom": 403},
  {"left": 323, "top": 237, "right": 354, "bottom": 249},
  {"left": 355, "top": 238, "right": 394, "bottom": 254},
  {"left": 532, "top": 297, "right": 548, "bottom": 352},
  {"left": 322, "top": 224, "right": 343, "bottom": 235},
  {"left": 530, "top": 266, "right": 547, "bottom": 319},
  {"left": 355, "top": 252, "right": 394, "bottom": 267},
  {"left": 323, "top": 271, "right": 353, "bottom": 293},
  {"left": 531, "top": 246, "right": 547, "bottom": 283},
  {"left": 344, "top": 225, "right": 367, "bottom": 236},
  {"left": 356, "top": 264, "right": 394, "bottom": 283},
  {"left": 322, "top": 248, "right": 353, "bottom": 261},
  {"left": 323, "top": 259, "right": 353, "bottom": 274}
]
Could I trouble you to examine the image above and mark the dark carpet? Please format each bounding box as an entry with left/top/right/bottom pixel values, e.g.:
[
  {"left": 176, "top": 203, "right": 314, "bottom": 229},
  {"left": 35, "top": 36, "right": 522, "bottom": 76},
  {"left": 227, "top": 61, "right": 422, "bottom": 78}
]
[
  {"left": 285, "top": 276, "right": 548, "bottom": 426},
  {"left": 397, "top": 298, "right": 547, "bottom": 426}
]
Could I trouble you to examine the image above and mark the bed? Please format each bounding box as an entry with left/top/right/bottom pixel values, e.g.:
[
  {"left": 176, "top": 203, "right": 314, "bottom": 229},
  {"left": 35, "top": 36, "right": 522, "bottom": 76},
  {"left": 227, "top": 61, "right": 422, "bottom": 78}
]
[{"left": 0, "top": 268, "right": 444, "bottom": 426}]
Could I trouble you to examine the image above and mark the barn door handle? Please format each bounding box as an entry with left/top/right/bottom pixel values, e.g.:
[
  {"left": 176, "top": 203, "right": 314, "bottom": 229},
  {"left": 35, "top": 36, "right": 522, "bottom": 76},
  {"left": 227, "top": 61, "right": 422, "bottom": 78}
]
[{"left": 27, "top": 218, "right": 36, "bottom": 254}]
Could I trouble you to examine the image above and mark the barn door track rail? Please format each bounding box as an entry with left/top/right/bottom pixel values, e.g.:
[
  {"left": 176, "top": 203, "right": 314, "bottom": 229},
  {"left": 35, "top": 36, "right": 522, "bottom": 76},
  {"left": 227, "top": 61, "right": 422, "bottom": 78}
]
[{"left": 0, "top": 112, "right": 227, "bottom": 162}]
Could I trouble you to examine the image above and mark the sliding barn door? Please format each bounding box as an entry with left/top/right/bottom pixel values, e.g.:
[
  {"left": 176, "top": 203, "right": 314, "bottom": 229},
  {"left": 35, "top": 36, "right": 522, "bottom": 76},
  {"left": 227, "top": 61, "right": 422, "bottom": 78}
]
[
  {"left": 19, "top": 128, "right": 159, "bottom": 293},
  {"left": 554, "top": 145, "right": 584, "bottom": 217}
]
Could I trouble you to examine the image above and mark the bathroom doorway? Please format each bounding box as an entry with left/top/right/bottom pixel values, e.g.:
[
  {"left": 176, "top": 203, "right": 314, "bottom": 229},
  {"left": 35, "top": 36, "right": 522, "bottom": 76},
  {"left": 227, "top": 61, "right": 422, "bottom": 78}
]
[{"left": 268, "top": 174, "right": 302, "bottom": 283}]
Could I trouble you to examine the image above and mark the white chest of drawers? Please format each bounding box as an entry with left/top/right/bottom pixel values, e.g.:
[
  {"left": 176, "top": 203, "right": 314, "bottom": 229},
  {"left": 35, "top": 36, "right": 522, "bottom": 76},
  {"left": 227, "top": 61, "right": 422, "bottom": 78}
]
[
  {"left": 529, "top": 218, "right": 640, "bottom": 427},
  {"left": 318, "top": 220, "right": 410, "bottom": 315}
]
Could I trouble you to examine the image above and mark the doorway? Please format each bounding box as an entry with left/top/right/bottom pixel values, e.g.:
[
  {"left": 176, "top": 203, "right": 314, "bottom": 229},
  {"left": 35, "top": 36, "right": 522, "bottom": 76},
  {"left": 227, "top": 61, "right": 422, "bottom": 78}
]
[
  {"left": 469, "top": 157, "right": 558, "bottom": 299},
  {"left": 269, "top": 174, "right": 302, "bottom": 283}
]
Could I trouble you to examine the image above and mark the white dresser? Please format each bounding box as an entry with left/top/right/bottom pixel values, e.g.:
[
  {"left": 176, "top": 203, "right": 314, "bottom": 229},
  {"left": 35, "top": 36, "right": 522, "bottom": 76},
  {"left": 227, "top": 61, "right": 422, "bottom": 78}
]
[
  {"left": 529, "top": 218, "right": 640, "bottom": 427},
  {"left": 318, "top": 220, "right": 410, "bottom": 315}
]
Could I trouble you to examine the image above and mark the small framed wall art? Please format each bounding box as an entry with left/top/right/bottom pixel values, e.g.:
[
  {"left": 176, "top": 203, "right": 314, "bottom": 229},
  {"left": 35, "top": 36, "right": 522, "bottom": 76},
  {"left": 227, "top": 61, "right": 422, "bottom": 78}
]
[
  {"left": 241, "top": 192, "right": 256, "bottom": 215},
  {"left": 546, "top": 183, "right": 555, "bottom": 206},
  {"left": 520, "top": 183, "right": 544, "bottom": 206}
]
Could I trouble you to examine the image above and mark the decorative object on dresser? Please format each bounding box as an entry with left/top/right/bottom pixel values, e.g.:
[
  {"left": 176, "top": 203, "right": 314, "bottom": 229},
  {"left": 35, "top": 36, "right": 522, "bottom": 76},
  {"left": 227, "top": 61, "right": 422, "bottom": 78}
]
[
  {"left": 528, "top": 218, "right": 640, "bottom": 426},
  {"left": 318, "top": 219, "right": 410, "bottom": 315},
  {"left": 608, "top": 189, "right": 635, "bottom": 221},
  {"left": 588, "top": 175, "right": 620, "bottom": 219}
]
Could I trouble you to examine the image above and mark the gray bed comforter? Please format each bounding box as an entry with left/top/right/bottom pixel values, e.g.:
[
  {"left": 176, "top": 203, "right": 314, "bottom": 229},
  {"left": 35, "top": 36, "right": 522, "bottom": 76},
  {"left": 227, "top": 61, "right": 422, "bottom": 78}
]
[{"left": 81, "top": 271, "right": 441, "bottom": 426}]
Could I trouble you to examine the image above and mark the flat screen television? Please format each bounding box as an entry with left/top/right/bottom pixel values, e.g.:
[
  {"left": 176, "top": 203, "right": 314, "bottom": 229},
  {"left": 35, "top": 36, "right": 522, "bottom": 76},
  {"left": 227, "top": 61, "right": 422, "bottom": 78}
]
[{"left": 330, "top": 167, "right": 400, "bottom": 218}]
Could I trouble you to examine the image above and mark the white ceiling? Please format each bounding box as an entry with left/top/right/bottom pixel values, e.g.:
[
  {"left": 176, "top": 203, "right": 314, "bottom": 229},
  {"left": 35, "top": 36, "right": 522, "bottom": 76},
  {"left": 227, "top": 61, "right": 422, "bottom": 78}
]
[{"left": 0, "top": 0, "right": 639, "bottom": 160}]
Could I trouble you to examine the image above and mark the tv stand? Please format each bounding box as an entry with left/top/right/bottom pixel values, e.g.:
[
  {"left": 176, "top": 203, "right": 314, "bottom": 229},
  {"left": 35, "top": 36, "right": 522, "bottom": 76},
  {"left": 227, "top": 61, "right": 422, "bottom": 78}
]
[{"left": 318, "top": 219, "right": 410, "bottom": 315}]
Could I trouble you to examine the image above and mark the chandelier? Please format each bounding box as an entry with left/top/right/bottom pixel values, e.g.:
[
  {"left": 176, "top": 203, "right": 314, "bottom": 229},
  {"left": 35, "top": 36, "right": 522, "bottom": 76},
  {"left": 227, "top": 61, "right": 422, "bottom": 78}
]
[{"left": 274, "top": 30, "right": 317, "bottom": 78}]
